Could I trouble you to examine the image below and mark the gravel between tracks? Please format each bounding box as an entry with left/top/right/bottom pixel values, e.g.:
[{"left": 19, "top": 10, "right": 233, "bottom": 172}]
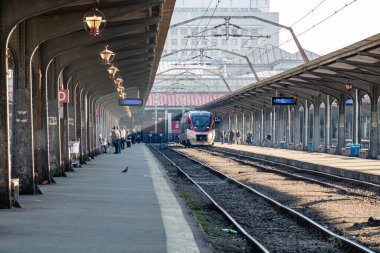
[
  {"left": 149, "top": 145, "right": 254, "bottom": 253},
  {"left": 163, "top": 146, "right": 353, "bottom": 253},
  {"left": 176, "top": 146, "right": 380, "bottom": 252}
]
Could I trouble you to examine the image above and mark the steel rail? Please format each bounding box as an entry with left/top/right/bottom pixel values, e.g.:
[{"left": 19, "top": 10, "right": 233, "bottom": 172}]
[
  {"left": 206, "top": 146, "right": 380, "bottom": 195},
  {"left": 166, "top": 145, "right": 376, "bottom": 253},
  {"left": 150, "top": 144, "right": 270, "bottom": 253},
  {"left": 197, "top": 148, "right": 380, "bottom": 199}
]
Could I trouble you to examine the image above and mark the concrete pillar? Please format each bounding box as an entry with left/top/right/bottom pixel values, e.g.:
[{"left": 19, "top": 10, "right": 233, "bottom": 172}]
[
  {"left": 313, "top": 101, "right": 321, "bottom": 152},
  {"left": 34, "top": 47, "right": 52, "bottom": 184},
  {"left": 337, "top": 95, "right": 346, "bottom": 155},
  {"left": 0, "top": 33, "right": 12, "bottom": 208},
  {"left": 61, "top": 73, "right": 70, "bottom": 171},
  {"left": 68, "top": 83, "right": 76, "bottom": 142},
  {"left": 12, "top": 23, "right": 40, "bottom": 194},
  {"left": 82, "top": 93, "right": 89, "bottom": 161},
  {"left": 86, "top": 97, "right": 92, "bottom": 159},
  {"left": 47, "top": 62, "right": 64, "bottom": 177},
  {"left": 370, "top": 89, "right": 379, "bottom": 159},
  {"left": 76, "top": 87, "right": 83, "bottom": 163}
]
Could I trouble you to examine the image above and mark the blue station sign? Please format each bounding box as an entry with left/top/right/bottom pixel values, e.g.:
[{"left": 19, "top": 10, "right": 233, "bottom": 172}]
[
  {"left": 272, "top": 97, "right": 297, "bottom": 105},
  {"left": 119, "top": 98, "right": 143, "bottom": 106}
]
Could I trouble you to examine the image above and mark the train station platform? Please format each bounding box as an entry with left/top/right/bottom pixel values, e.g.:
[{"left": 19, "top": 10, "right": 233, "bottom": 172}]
[
  {"left": 214, "top": 143, "right": 380, "bottom": 184},
  {"left": 0, "top": 145, "right": 211, "bottom": 253}
]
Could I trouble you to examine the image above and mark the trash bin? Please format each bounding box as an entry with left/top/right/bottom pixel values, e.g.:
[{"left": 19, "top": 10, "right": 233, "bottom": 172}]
[
  {"left": 126, "top": 141, "right": 131, "bottom": 148},
  {"left": 350, "top": 143, "right": 360, "bottom": 157},
  {"left": 279, "top": 141, "right": 286, "bottom": 149},
  {"left": 307, "top": 143, "right": 313, "bottom": 152}
]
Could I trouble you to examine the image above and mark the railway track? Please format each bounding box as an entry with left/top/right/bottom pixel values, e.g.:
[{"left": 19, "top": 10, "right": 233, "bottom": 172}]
[
  {"left": 199, "top": 146, "right": 380, "bottom": 199},
  {"left": 152, "top": 144, "right": 375, "bottom": 253}
]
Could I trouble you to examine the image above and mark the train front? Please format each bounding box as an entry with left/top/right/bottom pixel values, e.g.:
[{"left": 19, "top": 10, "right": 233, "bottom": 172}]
[{"left": 188, "top": 112, "right": 215, "bottom": 145}]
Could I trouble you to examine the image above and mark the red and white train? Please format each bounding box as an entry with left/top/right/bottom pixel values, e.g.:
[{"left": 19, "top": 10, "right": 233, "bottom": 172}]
[{"left": 179, "top": 110, "right": 215, "bottom": 146}]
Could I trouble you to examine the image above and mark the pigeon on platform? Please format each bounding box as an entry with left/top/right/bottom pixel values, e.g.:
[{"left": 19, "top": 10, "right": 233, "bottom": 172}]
[{"left": 121, "top": 166, "right": 129, "bottom": 174}]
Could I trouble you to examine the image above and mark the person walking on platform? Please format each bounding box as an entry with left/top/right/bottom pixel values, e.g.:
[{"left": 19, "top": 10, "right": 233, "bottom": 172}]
[
  {"left": 221, "top": 130, "right": 225, "bottom": 145},
  {"left": 136, "top": 133, "right": 141, "bottom": 144},
  {"left": 229, "top": 129, "right": 235, "bottom": 145},
  {"left": 111, "top": 126, "right": 121, "bottom": 154},
  {"left": 246, "top": 130, "right": 253, "bottom": 145},
  {"left": 120, "top": 127, "right": 126, "bottom": 149},
  {"left": 236, "top": 130, "right": 241, "bottom": 145}
]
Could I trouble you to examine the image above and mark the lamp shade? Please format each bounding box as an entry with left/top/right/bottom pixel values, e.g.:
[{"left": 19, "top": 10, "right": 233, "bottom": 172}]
[
  {"left": 99, "top": 45, "right": 115, "bottom": 65},
  {"left": 113, "top": 77, "right": 123, "bottom": 87},
  {"left": 83, "top": 9, "right": 106, "bottom": 36},
  {"left": 107, "top": 65, "right": 119, "bottom": 78}
]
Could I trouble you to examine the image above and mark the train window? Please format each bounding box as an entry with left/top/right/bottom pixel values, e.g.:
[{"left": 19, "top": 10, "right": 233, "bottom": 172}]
[{"left": 191, "top": 115, "right": 211, "bottom": 131}]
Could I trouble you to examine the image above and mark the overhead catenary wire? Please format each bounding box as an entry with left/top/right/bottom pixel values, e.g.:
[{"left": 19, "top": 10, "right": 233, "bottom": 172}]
[{"left": 231, "top": 0, "right": 359, "bottom": 78}]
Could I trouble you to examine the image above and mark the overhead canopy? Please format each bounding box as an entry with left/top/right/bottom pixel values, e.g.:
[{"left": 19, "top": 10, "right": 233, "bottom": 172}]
[
  {"left": 2, "top": 0, "right": 176, "bottom": 118},
  {"left": 200, "top": 34, "right": 380, "bottom": 114}
]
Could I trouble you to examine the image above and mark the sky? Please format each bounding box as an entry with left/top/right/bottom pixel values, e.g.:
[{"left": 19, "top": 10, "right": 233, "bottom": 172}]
[{"left": 270, "top": 0, "right": 380, "bottom": 55}]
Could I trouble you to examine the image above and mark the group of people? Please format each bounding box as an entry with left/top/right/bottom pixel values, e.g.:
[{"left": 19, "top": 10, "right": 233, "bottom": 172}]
[
  {"left": 220, "top": 129, "right": 243, "bottom": 145},
  {"left": 111, "top": 126, "right": 127, "bottom": 154},
  {"left": 219, "top": 129, "right": 272, "bottom": 146},
  {"left": 110, "top": 127, "right": 143, "bottom": 154}
]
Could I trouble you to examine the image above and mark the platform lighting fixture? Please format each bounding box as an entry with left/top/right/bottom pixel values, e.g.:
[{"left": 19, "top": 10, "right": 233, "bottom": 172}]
[
  {"left": 107, "top": 65, "right": 119, "bottom": 78},
  {"left": 83, "top": 8, "right": 106, "bottom": 36},
  {"left": 113, "top": 77, "right": 123, "bottom": 87},
  {"left": 99, "top": 45, "right": 115, "bottom": 65},
  {"left": 117, "top": 86, "right": 125, "bottom": 94},
  {"left": 345, "top": 82, "right": 353, "bottom": 92}
]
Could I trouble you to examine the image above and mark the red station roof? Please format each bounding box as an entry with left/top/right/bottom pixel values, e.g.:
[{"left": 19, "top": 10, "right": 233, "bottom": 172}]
[{"left": 146, "top": 92, "right": 229, "bottom": 107}]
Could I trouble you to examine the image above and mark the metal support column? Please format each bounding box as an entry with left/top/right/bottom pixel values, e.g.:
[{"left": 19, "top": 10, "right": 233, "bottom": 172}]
[
  {"left": 370, "top": 88, "right": 379, "bottom": 159},
  {"left": 304, "top": 100, "right": 309, "bottom": 151},
  {"left": 337, "top": 94, "right": 346, "bottom": 155},
  {"left": 326, "top": 95, "right": 331, "bottom": 148},
  {"left": 313, "top": 100, "right": 321, "bottom": 152}
]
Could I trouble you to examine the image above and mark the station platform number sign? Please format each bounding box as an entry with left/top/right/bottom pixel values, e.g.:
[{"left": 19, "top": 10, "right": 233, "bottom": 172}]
[
  {"left": 119, "top": 98, "right": 143, "bottom": 106},
  {"left": 272, "top": 97, "right": 296, "bottom": 105}
]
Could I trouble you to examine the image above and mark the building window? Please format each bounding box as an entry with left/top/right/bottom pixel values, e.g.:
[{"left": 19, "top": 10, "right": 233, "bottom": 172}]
[
  {"left": 211, "top": 39, "right": 218, "bottom": 46},
  {"left": 170, "top": 28, "right": 177, "bottom": 35},
  {"left": 251, "top": 38, "right": 258, "bottom": 46},
  {"left": 222, "top": 39, "right": 227, "bottom": 46},
  {"left": 181, "top": 39, "right": 187, "bottom": 46},
  {"left": 171, "top": 39, "right": 177, "bottom": 45},
  {"left": 202, "top": 39, "right": 208, "bottom": 46},
  {"left": 181, "top": 28, "right": 188, "bottom": 35},
  {"left": 191, "top": 39, "right": 197, "bottom": 46},
  {"left": 232, "top": 28, "right": 238, "bottom": 34},
  {"left": 232, "top": 39, "right": 237, "bottom": 46}
]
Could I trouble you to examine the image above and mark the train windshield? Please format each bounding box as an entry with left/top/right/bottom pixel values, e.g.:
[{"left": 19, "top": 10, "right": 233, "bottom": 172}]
[{"left": 191, "top": 115, "right": 212, "bottom": 131}]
